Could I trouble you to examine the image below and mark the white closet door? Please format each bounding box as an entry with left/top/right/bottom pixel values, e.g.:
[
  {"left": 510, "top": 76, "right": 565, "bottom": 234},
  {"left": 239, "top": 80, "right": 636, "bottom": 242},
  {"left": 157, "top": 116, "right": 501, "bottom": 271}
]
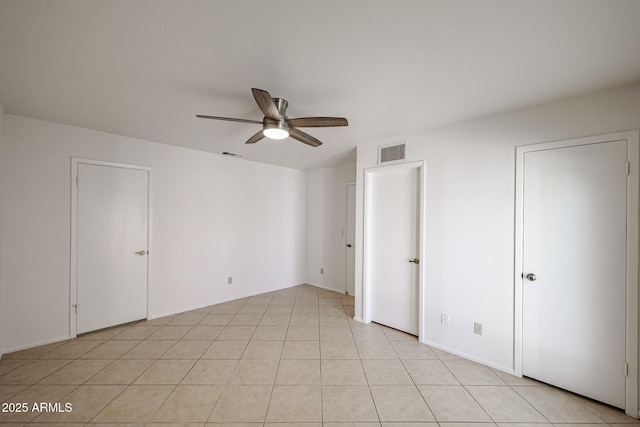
[
  {"left": 370, "top": 166, "right": 420, "bottom": 335},
  {"left": 522, "top": 140, "right": 627, "bottom": 408},
  {"left": 76, "top": 163, "right": 149, "bottom": 334}
]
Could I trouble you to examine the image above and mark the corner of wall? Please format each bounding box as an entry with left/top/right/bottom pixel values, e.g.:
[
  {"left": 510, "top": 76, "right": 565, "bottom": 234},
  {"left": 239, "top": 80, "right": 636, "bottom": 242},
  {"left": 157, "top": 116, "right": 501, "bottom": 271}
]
[
  {"left": 0, "top": 100, "right": 4, "bottom": 359},
  {"left": 304, "top": 162, "right": 356, "bottom": 292}
]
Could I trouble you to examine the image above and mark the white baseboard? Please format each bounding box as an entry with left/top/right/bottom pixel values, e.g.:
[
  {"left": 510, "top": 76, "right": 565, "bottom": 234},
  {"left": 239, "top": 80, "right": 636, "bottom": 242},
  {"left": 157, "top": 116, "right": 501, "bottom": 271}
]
[
  {"left": 422, "top": 339, "right": 515, "bottom": 375},
  {"left": 9, "top": 283, "right": 334, "bottom": 353},
  {"left": 3, "top": 335, "right": 71, "bottom": 355},
  {"left": 303, "top": 282, "right": 347, "bottom": 294},
  {"left": 149, "top": 282, "right": 305, "bottom": 320}
]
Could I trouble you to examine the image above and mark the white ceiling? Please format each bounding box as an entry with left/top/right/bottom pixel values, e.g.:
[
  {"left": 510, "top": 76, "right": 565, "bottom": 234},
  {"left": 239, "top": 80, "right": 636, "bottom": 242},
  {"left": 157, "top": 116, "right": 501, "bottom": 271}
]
[{"left": 1, "top": 0, "right": 640, "bottom": 170}]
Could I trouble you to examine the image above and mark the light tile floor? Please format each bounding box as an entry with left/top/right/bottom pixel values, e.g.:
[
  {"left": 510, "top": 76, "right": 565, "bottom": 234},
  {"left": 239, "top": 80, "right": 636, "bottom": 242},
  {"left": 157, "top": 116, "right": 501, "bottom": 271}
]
[{"left": 0, "top": 284, "right": 638, "bottom": 426}]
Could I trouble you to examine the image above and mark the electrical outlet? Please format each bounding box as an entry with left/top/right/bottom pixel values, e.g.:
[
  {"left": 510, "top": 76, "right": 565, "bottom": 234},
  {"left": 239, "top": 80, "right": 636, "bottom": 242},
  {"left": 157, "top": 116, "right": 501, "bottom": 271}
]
[
  {"left": 440, "top": 313, "right": 449, "bottom": 326},
  {"left": 227, "top": 276, "right": 232, "bottom": 285},
  {"left": 474, "top": 322, "right": 482, "bottom": 335}
]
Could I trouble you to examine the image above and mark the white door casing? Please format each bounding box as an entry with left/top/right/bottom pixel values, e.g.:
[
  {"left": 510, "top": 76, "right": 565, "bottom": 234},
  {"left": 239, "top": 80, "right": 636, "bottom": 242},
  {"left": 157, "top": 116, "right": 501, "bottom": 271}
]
[
  {"left": 70, "top": 159, "right": 151, "bottom": 336},
  {"left": 363, "top": 161, "right": 425, "bottom": 338},
  {"left": 515, "top": 131, "right": 639, "bottom": 416},
  {"left": 346, "top": 182, "right": 356, "bottom": 295}
]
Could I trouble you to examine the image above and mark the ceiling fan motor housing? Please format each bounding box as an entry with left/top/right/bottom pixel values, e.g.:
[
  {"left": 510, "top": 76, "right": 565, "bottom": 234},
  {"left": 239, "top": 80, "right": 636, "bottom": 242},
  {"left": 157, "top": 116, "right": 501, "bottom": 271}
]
[{"left": 272, "top": 97, "right": 288, "bottom": 116}]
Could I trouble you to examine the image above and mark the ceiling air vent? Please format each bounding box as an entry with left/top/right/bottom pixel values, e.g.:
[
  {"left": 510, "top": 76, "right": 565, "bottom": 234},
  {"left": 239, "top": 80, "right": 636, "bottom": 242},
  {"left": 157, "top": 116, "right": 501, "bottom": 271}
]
[
  {"left": 378, "top": 142, "right": 407, "bottom": 164},
  {"left": 221, "top": 151, "right": 244, "bottom": 158}
]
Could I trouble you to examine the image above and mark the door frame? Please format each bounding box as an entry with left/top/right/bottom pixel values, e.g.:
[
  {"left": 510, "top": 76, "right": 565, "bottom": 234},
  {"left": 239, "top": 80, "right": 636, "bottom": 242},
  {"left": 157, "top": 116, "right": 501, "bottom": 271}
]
[
  {"left": 363, "top": 160, "right": 426, "bottom": 341},
  {"left": 345, "top": 181, "right": 356, "bottom": 294},
  {"left": 69, "top": 158, "right": 152, "bottom": 338},
  {"left": 514, "top": 130, "right": 639, "bottom": 417}
]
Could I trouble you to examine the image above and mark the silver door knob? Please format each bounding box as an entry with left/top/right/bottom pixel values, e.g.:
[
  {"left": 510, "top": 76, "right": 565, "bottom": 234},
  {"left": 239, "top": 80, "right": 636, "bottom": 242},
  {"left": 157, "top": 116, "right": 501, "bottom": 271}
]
[
  {"left": 409, "top": 258, "right": 420, "bottom": 264},
  {"left": 526, "top": 273, "right": 537, "bottom": 281},
  {"left": 135, "top": 250, "right": 146, "bottom": 256}
]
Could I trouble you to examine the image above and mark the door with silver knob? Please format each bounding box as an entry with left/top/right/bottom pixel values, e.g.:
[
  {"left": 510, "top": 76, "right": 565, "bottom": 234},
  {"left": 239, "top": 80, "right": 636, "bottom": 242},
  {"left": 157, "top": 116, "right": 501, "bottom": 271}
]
[
  {"left": 368, "top": 164, "right": 420, "bottom": 336},
  {"left": 76, "top": 162, "right": 149, "bottom": 335},
  {"left": 521, "top": 139, "right": 629, "bottom": 409}
]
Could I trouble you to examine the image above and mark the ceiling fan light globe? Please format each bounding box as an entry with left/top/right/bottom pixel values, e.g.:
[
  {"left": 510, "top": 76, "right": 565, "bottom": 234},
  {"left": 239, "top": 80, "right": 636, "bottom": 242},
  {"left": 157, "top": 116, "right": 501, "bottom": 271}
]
[
  {"left": 263, "top": 128, "right": 289, "bottom": 139},
  {"left": 263, "top": 120, "right": 290, "bottom": 140}
]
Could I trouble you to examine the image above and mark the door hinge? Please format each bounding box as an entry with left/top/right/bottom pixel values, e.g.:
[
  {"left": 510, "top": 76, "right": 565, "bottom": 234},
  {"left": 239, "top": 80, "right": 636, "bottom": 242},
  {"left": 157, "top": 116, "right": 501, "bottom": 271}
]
[
  {"left": 624, "top": 361, "right": 629, "bottom": 376},
  {"left": 72, "top": 303, "right": 79, "bottom": 314},
  {"left": 75, "top": 176, "right": 79, "bottom": 186},
  {"left": 626, "top": 161, "right": 630, "bottom": 176}
]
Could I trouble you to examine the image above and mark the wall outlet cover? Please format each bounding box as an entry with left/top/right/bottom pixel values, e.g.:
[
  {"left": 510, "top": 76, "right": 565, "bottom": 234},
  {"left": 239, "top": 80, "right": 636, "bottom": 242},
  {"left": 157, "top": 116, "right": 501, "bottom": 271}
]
[
  {"left": 440, "top": 313, "right": 449, "bottom": 326},
  {"left": 474, "top": 322, "right": 482, "bottom": 335}
]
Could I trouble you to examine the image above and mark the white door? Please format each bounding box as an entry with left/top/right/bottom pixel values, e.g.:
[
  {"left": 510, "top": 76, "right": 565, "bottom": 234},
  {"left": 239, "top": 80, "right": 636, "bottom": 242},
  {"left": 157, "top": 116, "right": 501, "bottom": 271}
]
[
  {"left": 522, "top": 140, "right": 628, "bottom": 408},
  {"left": 368, "top": 165, "right": 420, "bottom": 335},
  {"left": 345, "top": 183, "right": 356, "bottom": 295},
  {"left": 76, "top": 163, "right": 149, "bottom": 334}
]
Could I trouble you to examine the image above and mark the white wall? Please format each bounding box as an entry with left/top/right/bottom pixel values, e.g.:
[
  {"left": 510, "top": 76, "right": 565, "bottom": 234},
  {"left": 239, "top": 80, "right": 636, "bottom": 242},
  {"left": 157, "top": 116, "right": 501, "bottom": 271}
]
[
  {"left": 354, "top": 80, "right": 640, "bottom": 373},
  {"left": 306, "top": 162, "right": 356, "bottom": 292},
  {"left": 0, "top": 115, "right": 306, "bottom": 352},
  {"left": 0, "top": 99, "right": 4, "bottom": 358}
]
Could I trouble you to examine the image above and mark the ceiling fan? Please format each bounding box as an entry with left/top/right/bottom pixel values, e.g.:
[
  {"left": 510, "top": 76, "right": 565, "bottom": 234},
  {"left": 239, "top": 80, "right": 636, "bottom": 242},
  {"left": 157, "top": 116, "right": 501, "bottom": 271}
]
[{"left": 197, "top": 88, "right": 348, "bottom": 147}]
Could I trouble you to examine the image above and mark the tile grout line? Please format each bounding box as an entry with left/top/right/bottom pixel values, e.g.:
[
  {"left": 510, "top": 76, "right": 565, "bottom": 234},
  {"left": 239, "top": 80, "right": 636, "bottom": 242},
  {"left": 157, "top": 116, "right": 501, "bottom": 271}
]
[
  {"left": 8, "top": 285, "right": 623, "bottom": 426},
  {"left": 28, "top": 338, "right": 109, "bottom": 424},
  {"left": 92, "top": 304, "right": 212, "bottom": 423},
  {"left": 166, "top": 301, "right": 217, "bottom": 424},
  {"left": 397, "top": 344, "right": 440, "bottom": 424}
]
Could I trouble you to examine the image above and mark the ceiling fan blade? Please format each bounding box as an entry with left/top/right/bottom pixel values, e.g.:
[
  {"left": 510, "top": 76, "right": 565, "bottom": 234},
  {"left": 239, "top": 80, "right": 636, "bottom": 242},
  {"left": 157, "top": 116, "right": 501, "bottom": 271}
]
[
  {"left": 245, "top": 130, "right": 265, "bottom": 144},
  {"left": 252, "top": 88, "right": 281, "bottom": 121},
  {"left": 289, "top": 128, "right": 322, "bottom": 147},
  {"left": 196, "top": 115, "right": 262, "bottom": 124},
  {"left": 287, "top": 117, "right": 348, "bottom": 128}
]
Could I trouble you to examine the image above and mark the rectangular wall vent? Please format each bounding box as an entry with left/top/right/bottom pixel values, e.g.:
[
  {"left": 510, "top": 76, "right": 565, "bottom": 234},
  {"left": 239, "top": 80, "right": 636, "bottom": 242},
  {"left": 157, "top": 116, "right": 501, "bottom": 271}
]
[
  {"left": 221, "top": 151, "right": 244, "bottom": 158},
  {"left": 378, "top": 142, "right": 407, "bottom": 164}
]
